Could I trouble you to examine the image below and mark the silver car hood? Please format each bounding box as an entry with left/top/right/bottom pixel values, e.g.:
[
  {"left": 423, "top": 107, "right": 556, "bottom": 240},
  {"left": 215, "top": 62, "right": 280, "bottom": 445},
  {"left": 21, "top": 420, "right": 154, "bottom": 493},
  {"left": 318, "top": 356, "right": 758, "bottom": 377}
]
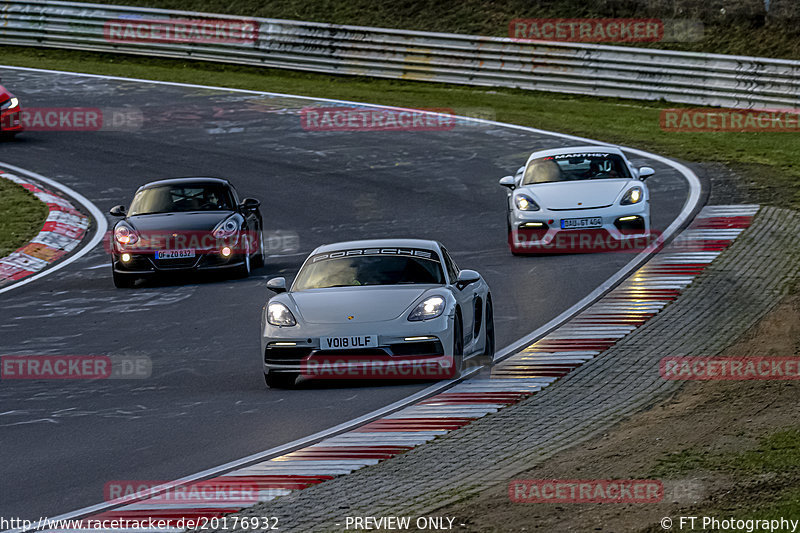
[{"left": 289, "top": 286, "right": 431, "bottom": 324}]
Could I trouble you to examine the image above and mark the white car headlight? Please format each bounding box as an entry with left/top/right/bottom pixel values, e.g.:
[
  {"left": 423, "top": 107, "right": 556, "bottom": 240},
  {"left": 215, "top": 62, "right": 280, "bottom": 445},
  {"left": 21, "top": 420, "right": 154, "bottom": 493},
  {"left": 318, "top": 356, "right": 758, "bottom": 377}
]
[
  {"left": 213, "top": 216, "right": 241, "bottom": 238},
  {"left": 408, "top": 296, "right": 446, "bottom": 321},
  {"left": 514, "top": 193, "right": 540, "bottom": 211},
  {"left": 0, "top": 97, "right": 19, "bottom": 111},
  {"left": 267, "top": 302, "right": 297, "bottom": 327},
  {"left": 620, "top": 186, "right": 644, "bottom": 205}
]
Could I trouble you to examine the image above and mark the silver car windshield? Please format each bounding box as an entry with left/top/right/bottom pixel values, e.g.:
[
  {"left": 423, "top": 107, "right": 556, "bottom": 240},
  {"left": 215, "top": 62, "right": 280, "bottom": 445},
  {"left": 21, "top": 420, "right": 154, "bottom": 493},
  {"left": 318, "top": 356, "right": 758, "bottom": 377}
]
[
  {"left": 293, "top": 249, "right": 445, "bottom": 290},
  {"left": 522, "top": 152, "right": 632, "bottom": 185}
]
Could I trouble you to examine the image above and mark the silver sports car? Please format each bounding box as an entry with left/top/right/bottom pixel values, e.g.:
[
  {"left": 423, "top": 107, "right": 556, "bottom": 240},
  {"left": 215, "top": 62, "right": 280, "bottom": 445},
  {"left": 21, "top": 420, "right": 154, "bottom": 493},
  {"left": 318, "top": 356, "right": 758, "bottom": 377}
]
[{"left": 260, "top": 239, "right": 494, "bottom": 388}]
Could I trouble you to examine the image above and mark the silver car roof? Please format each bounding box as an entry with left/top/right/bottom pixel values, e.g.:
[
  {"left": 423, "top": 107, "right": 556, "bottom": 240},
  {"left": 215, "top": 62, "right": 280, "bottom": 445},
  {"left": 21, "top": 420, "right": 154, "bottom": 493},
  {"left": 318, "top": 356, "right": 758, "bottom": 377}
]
[{"left": 312, "top": 238, "right": 442, "bottom": 255}]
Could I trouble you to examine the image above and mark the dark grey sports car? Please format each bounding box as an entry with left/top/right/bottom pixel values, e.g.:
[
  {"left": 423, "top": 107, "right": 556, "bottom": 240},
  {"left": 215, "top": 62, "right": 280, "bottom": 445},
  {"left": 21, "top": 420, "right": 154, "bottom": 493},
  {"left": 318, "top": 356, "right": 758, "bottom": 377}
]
[{"left": 109, "top": 177, "right": 264, "bottom": 288}]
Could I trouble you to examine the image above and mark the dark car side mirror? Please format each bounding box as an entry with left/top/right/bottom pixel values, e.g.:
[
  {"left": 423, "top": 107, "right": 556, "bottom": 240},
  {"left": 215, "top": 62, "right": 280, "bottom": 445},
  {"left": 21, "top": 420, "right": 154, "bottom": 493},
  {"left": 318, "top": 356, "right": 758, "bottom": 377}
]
[
  {"left": 109, "top": 205, "right": 126, "bottom": 217},
  {"left": 455, "top": 269, "right": 480, "bottom": 290},
  {"left": 266, "top": 277, "right": 287, "bottom": 293},
  {"left": 241, "top": 197, "right": 260, "bottom": 210}
]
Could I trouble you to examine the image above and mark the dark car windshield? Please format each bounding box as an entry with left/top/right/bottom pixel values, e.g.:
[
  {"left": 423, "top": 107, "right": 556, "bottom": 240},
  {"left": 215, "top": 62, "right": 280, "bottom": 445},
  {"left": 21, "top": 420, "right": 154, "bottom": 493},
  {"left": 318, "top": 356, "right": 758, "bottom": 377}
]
[
  {"left": 522, "top": 152, "right": 632, "bottom": 185},
  {"left": 128, "top": 184, "right": 234, "bottom": 216},
  {"left": 293, "top": 248, "right": 445, "bottom": 290}
]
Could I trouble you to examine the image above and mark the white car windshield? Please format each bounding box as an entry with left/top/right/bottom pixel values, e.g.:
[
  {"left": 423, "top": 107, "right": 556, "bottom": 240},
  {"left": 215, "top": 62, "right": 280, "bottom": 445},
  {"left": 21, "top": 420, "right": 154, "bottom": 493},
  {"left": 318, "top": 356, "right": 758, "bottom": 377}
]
[
  {"left": 293, "top": 248, "right": 445, "bottom": 290},
  {"left": 522, "top": 152, "right": 632, "bottom": 185}
]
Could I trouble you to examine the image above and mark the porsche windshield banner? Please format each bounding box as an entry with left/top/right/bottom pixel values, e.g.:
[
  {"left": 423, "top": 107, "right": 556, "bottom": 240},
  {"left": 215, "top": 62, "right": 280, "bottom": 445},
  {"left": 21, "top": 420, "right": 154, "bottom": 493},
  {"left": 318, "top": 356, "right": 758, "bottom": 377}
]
[{"left": 310, "top": 248, "right": 439, "bottom": 263}]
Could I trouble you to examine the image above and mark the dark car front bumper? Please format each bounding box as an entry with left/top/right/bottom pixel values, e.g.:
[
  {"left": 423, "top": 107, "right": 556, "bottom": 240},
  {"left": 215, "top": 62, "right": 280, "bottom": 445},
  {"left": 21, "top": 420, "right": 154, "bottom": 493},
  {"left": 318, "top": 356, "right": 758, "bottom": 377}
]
[{"left": 112, "top": 251, "right": 246, "bottom": 275}]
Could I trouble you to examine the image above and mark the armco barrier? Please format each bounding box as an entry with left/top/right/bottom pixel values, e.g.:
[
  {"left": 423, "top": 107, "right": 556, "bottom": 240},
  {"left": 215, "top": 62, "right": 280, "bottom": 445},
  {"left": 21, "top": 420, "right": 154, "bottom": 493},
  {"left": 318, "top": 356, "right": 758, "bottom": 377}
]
[{"left": 1, "top": 0, "right": 799, "bottom": 110}]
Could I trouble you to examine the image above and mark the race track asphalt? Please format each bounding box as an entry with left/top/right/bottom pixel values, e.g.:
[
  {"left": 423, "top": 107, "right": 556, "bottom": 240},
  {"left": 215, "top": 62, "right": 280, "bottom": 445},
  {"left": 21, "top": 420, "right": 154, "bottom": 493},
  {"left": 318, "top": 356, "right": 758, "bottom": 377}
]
[{"left": 0, "top": 67, "right": 689, "bottom": 518}]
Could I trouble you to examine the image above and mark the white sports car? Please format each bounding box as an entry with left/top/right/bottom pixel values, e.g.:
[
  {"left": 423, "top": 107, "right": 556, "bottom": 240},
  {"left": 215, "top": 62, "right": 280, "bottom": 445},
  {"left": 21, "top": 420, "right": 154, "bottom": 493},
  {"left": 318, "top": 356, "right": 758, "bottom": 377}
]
[
  {"left": 260, "top": 239, "right": 494, "bottom": 388},
  {"left": 500, "top": 146, "right": 654, "bottom": 254}
]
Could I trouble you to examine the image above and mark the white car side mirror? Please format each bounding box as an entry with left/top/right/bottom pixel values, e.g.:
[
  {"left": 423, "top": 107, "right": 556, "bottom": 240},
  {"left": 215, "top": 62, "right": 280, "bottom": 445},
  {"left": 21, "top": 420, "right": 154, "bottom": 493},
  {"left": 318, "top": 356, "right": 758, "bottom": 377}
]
[
  {"left": 638, "top": 166, "right": 655, "bottom": 180},
  {"left": 499, "top": 176, "right": 516, "bottom": 189}
]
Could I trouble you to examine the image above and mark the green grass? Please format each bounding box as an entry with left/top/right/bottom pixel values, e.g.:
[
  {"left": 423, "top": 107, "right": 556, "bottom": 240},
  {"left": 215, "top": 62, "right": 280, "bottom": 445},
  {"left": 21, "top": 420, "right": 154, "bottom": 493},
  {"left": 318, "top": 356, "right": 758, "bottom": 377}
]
[
  {"left": 0, "top": 177, "right": 48, "bottom": 258},
  {"left": 650, "top": 428, "right": 800, "bottom": 530},
  {"left": 651, "top": 428, "right": 800, "bottom": 477},
  {"left": 3, "top": 45, "right": 800, "bottom": 210},
  {"left": 102, "top": 0, "right": 800, "bottom": 59}
]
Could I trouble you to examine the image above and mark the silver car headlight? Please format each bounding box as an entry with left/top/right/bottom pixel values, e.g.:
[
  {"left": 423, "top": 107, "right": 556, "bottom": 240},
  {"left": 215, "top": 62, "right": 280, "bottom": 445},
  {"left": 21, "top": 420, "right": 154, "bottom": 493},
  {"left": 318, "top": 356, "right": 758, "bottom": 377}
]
[
  {"left": 408, "top": 296, "right": 446, "bottom": 321},
  {"left": 0, "top": 98, "right": 19, "bottom": 111},
  {"left": 514, "top": 193, "right": 540, "bottom": 211},
  {"left": 620, "top": 186, "right": 644, "bottom": 205},
  {"left": 212, "top": 215, "right": 242, "bottom": 238},
  {"left": 267, "top": 302, "right": 297, "bottom": 327}
]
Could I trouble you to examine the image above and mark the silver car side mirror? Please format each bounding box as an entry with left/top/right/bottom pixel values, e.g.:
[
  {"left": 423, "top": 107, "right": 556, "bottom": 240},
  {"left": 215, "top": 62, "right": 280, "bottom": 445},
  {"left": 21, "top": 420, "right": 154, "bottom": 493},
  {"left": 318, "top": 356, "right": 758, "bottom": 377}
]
[
  {"left": 266, "top": 277, "right": 287, "bottom": 293},
  {"left": 455, "top": 269, "right": 480, "bottom": 290}
]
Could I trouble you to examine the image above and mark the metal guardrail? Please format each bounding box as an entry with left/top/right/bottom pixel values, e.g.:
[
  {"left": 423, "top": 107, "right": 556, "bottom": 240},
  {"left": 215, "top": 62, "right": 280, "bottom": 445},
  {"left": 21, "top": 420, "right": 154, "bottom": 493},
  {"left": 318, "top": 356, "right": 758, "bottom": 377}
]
[{"left": 1, "top": 0, "right": 799, "bottom": 109}]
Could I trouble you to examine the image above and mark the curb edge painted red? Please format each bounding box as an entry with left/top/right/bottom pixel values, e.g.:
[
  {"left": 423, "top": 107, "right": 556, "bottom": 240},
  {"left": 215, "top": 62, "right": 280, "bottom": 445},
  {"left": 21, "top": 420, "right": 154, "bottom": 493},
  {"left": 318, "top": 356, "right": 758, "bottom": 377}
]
[{"left": 0, "top": 170, "right": 89, "bottom": 287}]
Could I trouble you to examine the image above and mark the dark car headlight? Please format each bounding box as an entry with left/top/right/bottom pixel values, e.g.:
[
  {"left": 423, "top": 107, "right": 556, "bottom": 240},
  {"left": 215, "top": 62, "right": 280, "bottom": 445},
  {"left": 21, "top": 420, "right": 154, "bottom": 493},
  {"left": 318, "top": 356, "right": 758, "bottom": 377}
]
[
  {"left": 114, "top": 224, "right": 139, "bottom": 246},
  {"left": 213, "top": 215, "right": 242, "bottom": 238}
]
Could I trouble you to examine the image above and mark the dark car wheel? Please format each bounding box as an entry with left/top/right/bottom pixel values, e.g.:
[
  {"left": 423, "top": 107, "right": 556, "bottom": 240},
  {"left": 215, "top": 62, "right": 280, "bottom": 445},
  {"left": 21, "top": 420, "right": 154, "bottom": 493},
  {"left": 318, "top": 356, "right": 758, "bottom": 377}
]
[
  {"left": 451, "top": 314, "right": 464, "bottom": 379},
  {"left": 483, "top": 295, "right": 495, "bottom": 361},
  {"left": 252, "top": 228, "right": 265, "bottom": 268},
  {"left": 234, "top": 240, "right": 251, "bottom": 278},
  {"left": 264, "top": 371, "right": 297, "bottom": 389},
  {"left": 112, "top": 267, "right": 136, "bottom": 288},
  {"left": 507, "top": 220, "right": 524, "bottom": 256}
]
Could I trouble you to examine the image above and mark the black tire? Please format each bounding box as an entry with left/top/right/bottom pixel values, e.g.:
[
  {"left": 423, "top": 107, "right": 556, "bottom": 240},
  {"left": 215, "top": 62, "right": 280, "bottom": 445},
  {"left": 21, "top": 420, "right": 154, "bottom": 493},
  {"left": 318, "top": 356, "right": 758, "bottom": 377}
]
[
  {"left": 483, "top": 295, "right": 495, "bottom": 361},
  {"left": 252, "top": 228, "right": 266, "bottom": 268},
  {"left": 233, "top": 240, "right": 252, "bottom": 279},
  {"left": 508, "top": 226, "right": 524, "bottom": 256},
  {"left": 112, "top": 267, "right": 135, "bottom": 288},
  {"left": 451, "top": 313, "right": 464, "bottom": 379},
  {"left": 264, "top": 371, "right": 297, "bottom": 389}
]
